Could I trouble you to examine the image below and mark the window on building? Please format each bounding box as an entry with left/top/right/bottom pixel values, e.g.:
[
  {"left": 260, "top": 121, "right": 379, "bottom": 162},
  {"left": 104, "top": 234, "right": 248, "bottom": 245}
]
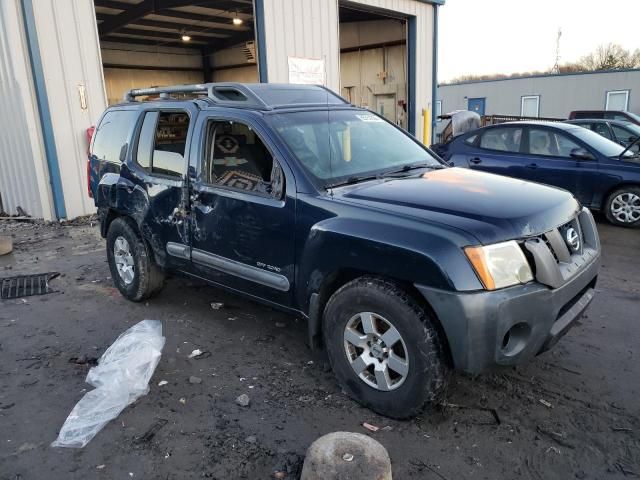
[
  {"left": 521, "top": 95, "right": 540, "bottom": 117},
  {"left": 435, "top": 100, "right": 442, "bottom": 120},
  {"left": 92, "top": 110, "right": 138, "bottom": 163},
  {"left": 479, "top": 127, "right": 523, "bottom": 152},
  {"left": 135, "top": 111, "right": 189, "bottom": 177},
  {"left": 606, "top": 90, "right": 630, "bottom": 111},
  {"left": 527, "top": 129, "right": 581, "bottom": 158},
  {"left": 203, "top": 120, "right": 282, "bottom": 198}
]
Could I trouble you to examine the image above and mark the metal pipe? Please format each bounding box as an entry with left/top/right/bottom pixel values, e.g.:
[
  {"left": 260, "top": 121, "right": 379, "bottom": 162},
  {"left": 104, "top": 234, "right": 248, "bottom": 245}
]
[{"left": 431, "top": 4, "right": 439, "bottom": 145}]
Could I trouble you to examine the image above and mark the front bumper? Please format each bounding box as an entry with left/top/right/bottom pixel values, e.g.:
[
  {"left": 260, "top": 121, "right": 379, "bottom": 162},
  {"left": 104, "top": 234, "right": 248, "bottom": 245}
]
[{"left": 416, "top": 208, "right": 600, "bottom": 373}]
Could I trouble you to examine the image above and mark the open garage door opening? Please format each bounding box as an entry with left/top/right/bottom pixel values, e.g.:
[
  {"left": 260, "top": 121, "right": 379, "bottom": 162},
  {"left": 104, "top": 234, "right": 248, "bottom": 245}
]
[
  {"left": 94, "top": 0, "right": 259, "bottom": 105},
  {"left": 339, "top": 3, "right": 410, "bottom": 131}
]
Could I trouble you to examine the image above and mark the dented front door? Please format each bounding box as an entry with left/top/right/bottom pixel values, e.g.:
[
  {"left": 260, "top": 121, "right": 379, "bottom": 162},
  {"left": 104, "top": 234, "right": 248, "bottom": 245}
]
[{"left": 185, "top": 111, "right": 296, "bottom": 306}]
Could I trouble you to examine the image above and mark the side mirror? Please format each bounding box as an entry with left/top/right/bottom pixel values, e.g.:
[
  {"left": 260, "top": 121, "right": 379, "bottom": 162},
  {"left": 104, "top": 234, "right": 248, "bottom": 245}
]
[
  {"left": 119, "top": 143, "right": 128, "bottom": 163},
  {"left": 570, "top": 147, "right": 595, "bottom": 160}
]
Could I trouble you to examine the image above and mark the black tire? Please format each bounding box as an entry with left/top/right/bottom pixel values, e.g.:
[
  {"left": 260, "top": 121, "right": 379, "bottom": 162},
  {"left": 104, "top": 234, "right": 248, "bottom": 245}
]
[
  {"left": 106, "top": 217, "right": 165, "bottom": 301},
  {"left": 323, "top": 276, "right": 448, "bottom": 419},
  {"left": 604, "top": 186, "right": 640, "bottom": 227}
]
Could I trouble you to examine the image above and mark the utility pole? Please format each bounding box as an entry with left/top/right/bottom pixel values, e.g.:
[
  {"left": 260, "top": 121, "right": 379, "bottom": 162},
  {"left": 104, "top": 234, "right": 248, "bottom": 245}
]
[{"left": 552, "top": 28, "right": 562, "bottom": 74}]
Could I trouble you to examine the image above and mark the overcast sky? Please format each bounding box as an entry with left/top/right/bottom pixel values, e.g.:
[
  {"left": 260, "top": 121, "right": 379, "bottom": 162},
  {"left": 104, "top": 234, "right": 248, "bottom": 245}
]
[{"left": 438, "top": 0, "right": 640, "bottom": 81}]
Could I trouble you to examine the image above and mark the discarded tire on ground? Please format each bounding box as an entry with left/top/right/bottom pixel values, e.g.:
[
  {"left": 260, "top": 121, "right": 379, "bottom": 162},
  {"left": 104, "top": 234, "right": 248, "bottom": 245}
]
[
  {"left": 300, "top": 431, "right": 392, "bottom": 480},
  {"left": 0, "top": 235, "right": 12, "bottom": 256}
]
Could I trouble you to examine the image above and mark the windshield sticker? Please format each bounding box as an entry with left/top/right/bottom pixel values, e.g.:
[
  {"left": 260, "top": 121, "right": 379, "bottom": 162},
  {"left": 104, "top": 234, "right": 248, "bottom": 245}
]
[{"left": 355, "top": 114, "right": 383, "bottom": 123}]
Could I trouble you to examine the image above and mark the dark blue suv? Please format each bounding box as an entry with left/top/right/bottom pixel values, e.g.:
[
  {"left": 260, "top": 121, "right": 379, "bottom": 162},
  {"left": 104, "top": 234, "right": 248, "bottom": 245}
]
[
  {"left": 435, "top": 121, "right": 640, "bottom": 227},
  {"left": 89, "top": 84, "right": 600, "bottom": 418}
]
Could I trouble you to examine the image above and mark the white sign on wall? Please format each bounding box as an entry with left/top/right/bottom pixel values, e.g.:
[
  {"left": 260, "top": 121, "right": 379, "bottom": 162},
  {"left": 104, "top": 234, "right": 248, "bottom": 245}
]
[{"left": 288, "top": 56, "right": 326, "bottom": 85}]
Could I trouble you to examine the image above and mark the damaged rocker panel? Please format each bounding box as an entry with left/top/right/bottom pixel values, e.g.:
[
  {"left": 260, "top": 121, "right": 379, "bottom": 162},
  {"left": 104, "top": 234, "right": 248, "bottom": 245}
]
[
  {"left": 167, "top": 243, "right": 290, "bottom": 292},
  {"left": 166, "top": 242, "right": 190, "bottom": 260}
]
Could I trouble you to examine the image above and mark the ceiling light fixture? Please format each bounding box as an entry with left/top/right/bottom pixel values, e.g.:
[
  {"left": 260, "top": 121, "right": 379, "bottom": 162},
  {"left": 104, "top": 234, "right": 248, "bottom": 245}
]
[
  {"left": 181, "top": 30, "right": 191, "bottom": 42},
  {"left": 233, "top": 12, "right": 243, "bottom": 25}
]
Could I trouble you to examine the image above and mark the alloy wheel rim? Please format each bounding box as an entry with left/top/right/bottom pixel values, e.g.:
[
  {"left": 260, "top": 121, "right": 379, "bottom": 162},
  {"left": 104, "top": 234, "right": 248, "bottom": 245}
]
[
  {"left": 113, "top": 236, "right": 135, "bottom": 285},
  {"left": 343, "top": 312, "right": 409, "bottom": 391},
  {"left": 611, "top": 193, "right": 640, "bottom": 224}
]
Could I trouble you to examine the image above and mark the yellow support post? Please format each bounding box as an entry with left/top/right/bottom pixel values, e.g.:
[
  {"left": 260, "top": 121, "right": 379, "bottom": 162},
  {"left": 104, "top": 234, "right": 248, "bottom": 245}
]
[{"left": 422, "top": 107, "right": 430, "bottom": 145}]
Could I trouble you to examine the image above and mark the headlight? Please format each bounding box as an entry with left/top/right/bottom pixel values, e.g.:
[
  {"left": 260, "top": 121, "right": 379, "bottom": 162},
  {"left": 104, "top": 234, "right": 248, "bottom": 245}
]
[{"left": 464, "top": 240, "right": 533, "bottom": 290}]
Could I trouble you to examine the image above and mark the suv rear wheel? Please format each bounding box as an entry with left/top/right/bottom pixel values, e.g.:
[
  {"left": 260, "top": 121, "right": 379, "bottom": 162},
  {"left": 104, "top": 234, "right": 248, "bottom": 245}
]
[
  {"left": 106, "top": 217, "right": 165, "bottom": 301},
  {"left": 323, "top": 277, "right": 448, "bottom": 419},
  {"left": 605, "top": 186, "right": 640, "bottom": 227}
]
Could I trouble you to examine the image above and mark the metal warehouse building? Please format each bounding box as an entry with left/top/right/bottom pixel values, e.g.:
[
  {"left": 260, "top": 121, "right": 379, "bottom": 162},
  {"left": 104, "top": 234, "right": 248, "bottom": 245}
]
[
  {"left": 437, "top": 68, "right": 640, "bottom": 119},
  {"left": 0, "top": 0, "right": 442, "bottom": 221}
]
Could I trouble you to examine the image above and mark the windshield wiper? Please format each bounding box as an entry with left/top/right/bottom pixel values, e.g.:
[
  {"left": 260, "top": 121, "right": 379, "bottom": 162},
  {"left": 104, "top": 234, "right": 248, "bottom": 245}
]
[
  {"left": 379, "top": 163, "right": 443, "bottom": 178},
  {"left": 618, "top": 136, "right": 640, "bottom": 159},
  {"left": 326, "top": 163, "right": 443, "bottom": 189},
  {"left": 326, "top": 174, "right": 379, "bottom": 189}
]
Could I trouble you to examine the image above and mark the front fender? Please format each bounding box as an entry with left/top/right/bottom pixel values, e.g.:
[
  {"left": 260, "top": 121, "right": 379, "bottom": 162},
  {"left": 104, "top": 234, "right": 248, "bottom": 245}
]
[{"left": 295, "top": 214, "right": 483, "bottom": 312}]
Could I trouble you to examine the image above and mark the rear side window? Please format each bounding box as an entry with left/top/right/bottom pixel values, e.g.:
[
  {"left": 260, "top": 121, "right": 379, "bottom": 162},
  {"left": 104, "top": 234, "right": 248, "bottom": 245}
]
[
  {"left": 92, "top": 110, "right": 138, "bottom": 163},
  {"left": 464, "top": 134, "right": 478, "bottom": 145},
  {"left": 135, "top": 111, "right": 190, "bottom": 177},
  {"left": 527, "top": 129, "right": 581, "bottom": 158},
  {"left": 479, "top": 127, "right": 523, "bottom": 152}
]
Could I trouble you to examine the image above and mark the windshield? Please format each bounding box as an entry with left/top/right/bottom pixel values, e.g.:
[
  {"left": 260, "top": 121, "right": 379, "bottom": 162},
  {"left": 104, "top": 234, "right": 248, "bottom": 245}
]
[
  {"left": 568, "top": 126, "right": 636, "bottom": 158},
  {"left": 270, "top": 110, "right": 441, "bottom": 186}
]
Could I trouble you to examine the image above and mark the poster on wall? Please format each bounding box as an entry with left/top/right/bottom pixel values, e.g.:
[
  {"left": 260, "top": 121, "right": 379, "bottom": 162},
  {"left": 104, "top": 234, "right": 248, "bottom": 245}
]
[{"left": 288, "top": 56, "right": 326, "bottom": 85}]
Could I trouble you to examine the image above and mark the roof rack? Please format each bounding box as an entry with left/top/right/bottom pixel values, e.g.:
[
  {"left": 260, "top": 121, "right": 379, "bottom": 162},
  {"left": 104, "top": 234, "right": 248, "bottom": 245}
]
[
  {"left": 124, "top": 83, "right": 271, "bottom": 109},
  {"left": 123, "top": 82, "right": 349, "bottom": 110}
]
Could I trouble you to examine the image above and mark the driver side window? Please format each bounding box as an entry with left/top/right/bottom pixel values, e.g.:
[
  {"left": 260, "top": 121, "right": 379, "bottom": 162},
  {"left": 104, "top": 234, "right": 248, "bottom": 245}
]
[{"left": 203, "top": 120, "right": 284, "bottom": 198}]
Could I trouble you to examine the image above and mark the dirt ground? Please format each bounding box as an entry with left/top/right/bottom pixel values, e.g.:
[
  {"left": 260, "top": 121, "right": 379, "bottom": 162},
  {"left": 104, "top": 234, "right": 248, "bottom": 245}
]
[{"left": 0, "top": 215, "right": 638, "bottom": 480}]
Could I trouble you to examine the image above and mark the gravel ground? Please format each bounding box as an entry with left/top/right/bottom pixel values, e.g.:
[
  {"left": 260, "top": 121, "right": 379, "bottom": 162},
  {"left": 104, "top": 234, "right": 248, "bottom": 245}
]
[{"left": 0, "top": 216, "right": 638, "bottom": 479}]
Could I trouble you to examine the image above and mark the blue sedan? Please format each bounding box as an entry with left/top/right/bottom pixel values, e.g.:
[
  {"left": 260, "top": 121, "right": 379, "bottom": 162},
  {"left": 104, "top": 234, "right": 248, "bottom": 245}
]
[{"left": 433, "top": 121, "right": 640, "bottom": 227}]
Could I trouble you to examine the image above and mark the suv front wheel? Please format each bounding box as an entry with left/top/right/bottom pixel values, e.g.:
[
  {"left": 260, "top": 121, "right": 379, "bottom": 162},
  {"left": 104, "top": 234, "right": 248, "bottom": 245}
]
[
  {"left": 106, "top": 217, "right": 165, "bottom": 301},
  {"left": 323, "top": 277, "right": 448, "bottom": 419}
]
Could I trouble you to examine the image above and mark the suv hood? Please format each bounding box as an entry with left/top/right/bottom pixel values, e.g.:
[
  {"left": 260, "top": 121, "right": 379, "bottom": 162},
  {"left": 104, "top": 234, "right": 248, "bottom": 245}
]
[{"left": 334, "top": 167, "right": 580, "bottom": 245}]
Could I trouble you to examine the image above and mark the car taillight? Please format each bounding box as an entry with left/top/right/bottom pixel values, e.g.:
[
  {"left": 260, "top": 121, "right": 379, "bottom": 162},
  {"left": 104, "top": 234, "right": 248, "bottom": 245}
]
[{"left": 86, "top": 126, "right": 95, "bottom": 198}]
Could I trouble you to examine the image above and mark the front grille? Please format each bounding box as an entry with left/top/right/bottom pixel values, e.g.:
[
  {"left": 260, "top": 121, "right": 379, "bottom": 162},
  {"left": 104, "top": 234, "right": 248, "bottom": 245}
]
[{"left": 523, "top": 208, "right": 599, "bottom": 289}]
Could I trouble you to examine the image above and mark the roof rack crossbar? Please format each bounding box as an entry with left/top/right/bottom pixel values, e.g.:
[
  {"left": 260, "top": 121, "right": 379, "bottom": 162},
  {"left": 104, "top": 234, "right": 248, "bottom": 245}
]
[{"left": 124, "top": 82, "right": 272, "bottom": 110}]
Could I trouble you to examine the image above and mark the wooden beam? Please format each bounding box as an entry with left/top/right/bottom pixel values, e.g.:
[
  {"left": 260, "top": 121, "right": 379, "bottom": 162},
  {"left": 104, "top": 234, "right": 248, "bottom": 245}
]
[
  {"left": 156, "top": 9, "right": 252, "bottom": 28},
  {"left": 103, "top": 63, "right": 203, "bottom": 72},
  {"left": 102, "top": 35, "right": 198, "bottom": 47},
  {"left": 129, "top": 19, "right": 233, "bottom": 37},
  {"left": 116, "top": 27, "right": 222, "bottom": 42},
  {"left": 98, "top": 0, "right": 156, "bottom": 36},
  {"left": 114, "top": 27, "right": 209, "bottom": 43}
]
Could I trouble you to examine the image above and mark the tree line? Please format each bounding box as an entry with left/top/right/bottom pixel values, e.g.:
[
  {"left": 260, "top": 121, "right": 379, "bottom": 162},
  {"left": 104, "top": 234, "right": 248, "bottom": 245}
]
[{"left": 442, "top": 43, "right": 640, "bottom": 85}]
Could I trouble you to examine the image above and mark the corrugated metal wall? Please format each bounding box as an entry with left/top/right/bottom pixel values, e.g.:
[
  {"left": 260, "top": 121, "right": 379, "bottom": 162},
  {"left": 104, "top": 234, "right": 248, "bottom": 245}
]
[
  {"left": 33, "top": 0, "right": 108, "bottom": 219},
  {"left": 350, "top": 0, "right": 434, "bottom": 136},
  {"left": 101, "top": 42, "right": 205, "bottom": 105},
  {"left": 438, "top": 70, "right": 640, "bottom": 119},
  {"left": 261, "top": 0, "right": 434, "bottom": 135},
  {"left": 0, "top": 0, "right": 52, "bottom": 218},
  {"left": 262, "top": 0, "right": 341, "bottom": 89}
]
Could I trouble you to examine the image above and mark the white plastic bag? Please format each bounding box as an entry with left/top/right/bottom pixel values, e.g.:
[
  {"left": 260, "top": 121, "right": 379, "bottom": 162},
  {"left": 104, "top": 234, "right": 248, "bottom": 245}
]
[{"left": 52, "top": 320, "right": 165, "bottom": 448}]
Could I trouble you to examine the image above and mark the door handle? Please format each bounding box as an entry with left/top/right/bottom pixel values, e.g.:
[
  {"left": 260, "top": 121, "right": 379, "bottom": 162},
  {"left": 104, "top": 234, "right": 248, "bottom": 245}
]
[
  {"left": 525, "top": 163, "right": 538, "bottom": 170},
  {"left": 469, "top": 157, "right": 482, "bottom": 164}
]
